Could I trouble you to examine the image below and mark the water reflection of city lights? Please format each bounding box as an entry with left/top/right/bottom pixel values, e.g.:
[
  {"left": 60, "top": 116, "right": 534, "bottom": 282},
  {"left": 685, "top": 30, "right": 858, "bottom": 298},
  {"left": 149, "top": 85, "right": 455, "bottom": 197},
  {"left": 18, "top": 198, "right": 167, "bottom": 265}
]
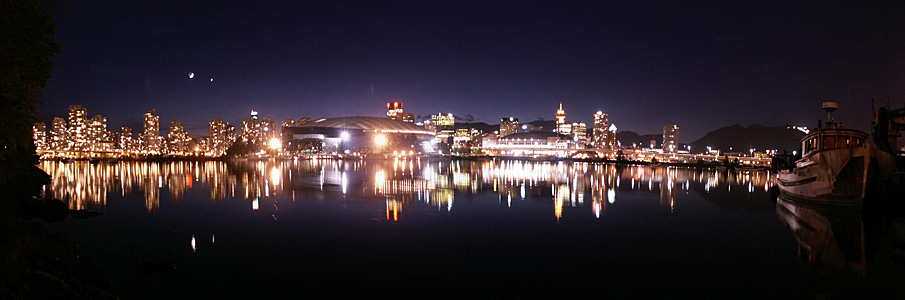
[{"left": 38, "top": 159, "right": 776, "bottom": 222}]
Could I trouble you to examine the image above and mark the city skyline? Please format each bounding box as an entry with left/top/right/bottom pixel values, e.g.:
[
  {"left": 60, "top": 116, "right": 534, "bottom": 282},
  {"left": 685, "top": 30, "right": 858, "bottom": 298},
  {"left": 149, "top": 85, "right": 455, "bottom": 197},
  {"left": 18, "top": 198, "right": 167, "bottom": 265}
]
[{"left": 38, "top": 1, "right": 905, "bottom": 141}]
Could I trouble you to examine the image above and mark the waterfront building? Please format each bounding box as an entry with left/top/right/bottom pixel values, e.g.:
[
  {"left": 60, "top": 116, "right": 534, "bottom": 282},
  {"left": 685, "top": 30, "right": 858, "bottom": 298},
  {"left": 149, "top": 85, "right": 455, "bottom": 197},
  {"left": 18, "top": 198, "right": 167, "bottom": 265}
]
[
  {"left": 199, "top": 136, "right": 213, "bottom": 154},
  {"left": 33, "top": 121, "right": 47, "bottom": 150},
  {"left": 120, "top": 127, "right": 133, "bottom": 152},
  {"left": 241, "top": 110, "right": 264, "bottom": 147},
  {"left": 226, "top": 124, "right": 237, "bottom": 145},
  {"left": 571, "top": 122, "right": 587, "bottom": 146},
  {"left": 483, "top": 131, "right": 573, "bottom": 157},
  {"left": 143, "top": 109, "right": 161, "bottom": 154},
  {"left": 500, "top": 117, "right": 519, "bottom": 137},
  {"left": 387, "top": 101, "right": 415, "bottom": 123},
  {"left": 88, "top": 115, "right": 111, "bottom": 152},
  {"left": 169, "top": 120, "right": 189, "bottom": 155},
  {"left": 593, "top": 111, "right": 609, "bottom": 148},
  {"left": 68, "top": 105, "right": 88, "bottom": 151},
  {"left": 210, "top": 119, "right": 227, "bottom": 155},
  {"left": 554, "top": 103, "right": 571, "bottom": 135},
  {"left": 50, "top": 117, "right": 68, "bottom": 150},
  {"left": 663, "top": 124, "right": 679, "bottom": 153}
]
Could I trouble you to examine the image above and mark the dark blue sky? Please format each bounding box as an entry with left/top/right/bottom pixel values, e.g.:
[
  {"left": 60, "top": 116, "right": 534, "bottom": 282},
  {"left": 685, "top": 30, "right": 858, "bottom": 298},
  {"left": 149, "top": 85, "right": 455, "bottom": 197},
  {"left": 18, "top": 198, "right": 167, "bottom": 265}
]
[{"left": 40, "top": 0, "right": 905, "bottom": 141}]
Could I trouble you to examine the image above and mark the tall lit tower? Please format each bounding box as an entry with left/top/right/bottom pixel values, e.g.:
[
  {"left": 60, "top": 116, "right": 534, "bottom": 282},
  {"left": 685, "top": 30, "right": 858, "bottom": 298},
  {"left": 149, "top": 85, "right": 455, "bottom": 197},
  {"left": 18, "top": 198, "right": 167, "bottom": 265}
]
[
  {"left": 68, "top": 105, "right": 88, "bottom": 150},
  {"left": 51, "top": 117, "right": 68, "bottom": 150},
  {"left": 555, "top": 102, "right": 571, "bottom": 134},
  {"left": 592, "top": 111, "right": 609, "bottom": 148},
  {"left": 169, "top": 120, "right": 188, "bottom": 154},
  {"left": 120, "top": 126, "right": 133, "bottom": 152},
  {"left": 33, "top": 122, "right": 47, "bottom": 151},
  {"left": 663, "top": 124, "right": 679, "bottom": 153},
  {"left": 88, "top": 115, "right": 108, "bottom": 151},
  {"left": 143, "top": 109, "right": 161, "bottom": 153},
  {"left": 210, "top": 119, "right": 227, "bottom": 154},
  {"left": 226, "top": 124, "right": 237, "bottom": 145},
  {"left": 241, "top": 110, "right": 263, "bottom": 146}
]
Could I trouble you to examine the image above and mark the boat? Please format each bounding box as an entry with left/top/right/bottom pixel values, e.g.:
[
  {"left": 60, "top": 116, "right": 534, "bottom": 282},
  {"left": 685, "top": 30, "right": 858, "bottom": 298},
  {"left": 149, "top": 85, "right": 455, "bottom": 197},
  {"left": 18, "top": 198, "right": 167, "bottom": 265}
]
[{"left": 776, "top": 102, "right": 896, "bottom": 207}]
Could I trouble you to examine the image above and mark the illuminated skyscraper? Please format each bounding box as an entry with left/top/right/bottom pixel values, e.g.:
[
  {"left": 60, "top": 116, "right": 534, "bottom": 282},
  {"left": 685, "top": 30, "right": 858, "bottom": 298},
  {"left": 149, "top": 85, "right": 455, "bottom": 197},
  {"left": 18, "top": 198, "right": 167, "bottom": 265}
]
[
  {"left": 168, "top": 120, "right": 189, "bottom": 154},
  {"left": 572, "top": 122, "right": 587, "bottom": 145},
  {"left": 210, "top": 119, "right": 227, "bottom": 155},
  {"left": 88, "top": 115, "right": 109, "bottom": 151},
  {"left": 143, "top": 109, "right": 161, "bottom": 153},
  {"left": 68, "top": 105, "right": 88, "bottom": 150},
  {"left": 499, "top": 117, "right": 519, "bottom": 137},
  {"left": 282, "top": 119, "right": 296, "bottom": 128},
  {"left": 226, "top": 124, "right": 237, "bottom": 145},
  {"left": 663, "top": 124, "right": 679, "bottom": 153},
  {"left": 51, "top": 117, "right": 68, "bottom": 150},
  {"left": 120, "top": 126, "right": 133, "bottom": 152},
  {"left": 33, "top": 122, "right": 47, "bottom": 150},
  {"left": 593, "top": 111, "right": 609, "bottom": 148},
  {"left": 241, "top": 110, "right": 263, "bottom": 146},
  {"left": 554, "top": 103, "right": 571, "bottom": 134}
]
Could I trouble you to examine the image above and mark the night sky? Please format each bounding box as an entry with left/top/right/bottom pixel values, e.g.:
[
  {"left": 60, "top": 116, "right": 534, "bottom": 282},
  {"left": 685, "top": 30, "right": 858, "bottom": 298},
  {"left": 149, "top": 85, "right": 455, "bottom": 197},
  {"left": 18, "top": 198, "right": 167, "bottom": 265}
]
[{"left": 39, "top": 0, "right": 905, "bottom": 141}]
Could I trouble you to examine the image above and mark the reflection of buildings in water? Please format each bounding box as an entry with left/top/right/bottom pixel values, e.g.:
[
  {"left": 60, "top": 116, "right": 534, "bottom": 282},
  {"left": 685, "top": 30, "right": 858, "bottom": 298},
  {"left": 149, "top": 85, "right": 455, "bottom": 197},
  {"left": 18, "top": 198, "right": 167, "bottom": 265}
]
[
  {"left": 659, "top": 167, "right": 678, "bottom": 211},
  {"left": 39, "top": 159, "right": 780, "bottom": 218},
  {"left": 40, "top": 160, "right": 235, "bottom": 212}
]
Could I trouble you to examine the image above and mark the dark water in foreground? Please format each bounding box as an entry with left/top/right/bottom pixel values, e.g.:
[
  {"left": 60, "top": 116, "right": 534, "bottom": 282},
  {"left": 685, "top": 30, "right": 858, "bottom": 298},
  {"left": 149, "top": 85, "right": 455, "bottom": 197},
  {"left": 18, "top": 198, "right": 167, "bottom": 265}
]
[{"left": 40, "top": 159, "right": 905, "bottom": 298}]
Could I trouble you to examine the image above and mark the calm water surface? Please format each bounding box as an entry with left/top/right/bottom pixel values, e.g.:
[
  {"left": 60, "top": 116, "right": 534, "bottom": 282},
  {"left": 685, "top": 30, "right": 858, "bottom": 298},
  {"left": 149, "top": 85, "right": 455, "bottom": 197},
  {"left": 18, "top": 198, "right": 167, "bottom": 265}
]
[{"left": 39, "top": 159, "right": 905, "bottom": 298}]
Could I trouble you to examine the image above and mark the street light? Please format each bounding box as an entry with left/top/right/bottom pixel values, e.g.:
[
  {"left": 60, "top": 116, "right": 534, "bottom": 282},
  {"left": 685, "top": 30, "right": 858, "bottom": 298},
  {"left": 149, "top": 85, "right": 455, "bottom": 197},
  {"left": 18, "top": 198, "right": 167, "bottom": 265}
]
[
  {"left": 375, "top": 134, "right": 387, "bottom": 153},
  {"left": 340, "top": 131, "right": 350, "bottom": 141}
]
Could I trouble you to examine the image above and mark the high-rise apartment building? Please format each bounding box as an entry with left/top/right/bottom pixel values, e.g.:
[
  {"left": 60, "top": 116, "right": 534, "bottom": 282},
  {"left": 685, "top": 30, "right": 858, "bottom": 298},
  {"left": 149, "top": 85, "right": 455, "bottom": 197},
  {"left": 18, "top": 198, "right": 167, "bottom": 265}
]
[
  {"left": 593, "top": 111, "right": 609, "bottom": 148},
  {"left": 663, "top": 124, "right": 679, "bottom": 153},
  {"left": 68, "top": 105, "right": 88, "bottom": 150},
  {"left": 88, "top": 115, "right": 110, "bottom": 151},
  {"left": 169, "top": 120, "right": 189, "bottom": 154},
  {"left": 241, "top": 110, "right": 264, "bottom": 146},
  {"left": 226, "top": 124, "right": 237, "bottom": 145},
  {"left": 51, "top": 117, "right": 68, "bottom": 150},
  {"left": 500, "top": 117, "right": 519, "bottom": 137},
  {"left": 210, "top": 119, "right": 227, "bottom": 155},
  {"left": 120, "top": 126, "right": 133, "bottom": 152},
  {"left": 143, "top": 109, "right": 161, "bottom": 153},
  {"left": 33, "top": 122, "right": 47, "bottom": 150}
]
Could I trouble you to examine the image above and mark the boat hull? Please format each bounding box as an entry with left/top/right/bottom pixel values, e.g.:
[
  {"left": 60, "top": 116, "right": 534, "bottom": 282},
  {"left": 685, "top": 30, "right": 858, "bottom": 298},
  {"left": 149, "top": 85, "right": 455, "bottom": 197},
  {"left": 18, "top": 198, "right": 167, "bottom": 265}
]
[{"left": 777, "top": 145, "right": 895, "bottom": 207}]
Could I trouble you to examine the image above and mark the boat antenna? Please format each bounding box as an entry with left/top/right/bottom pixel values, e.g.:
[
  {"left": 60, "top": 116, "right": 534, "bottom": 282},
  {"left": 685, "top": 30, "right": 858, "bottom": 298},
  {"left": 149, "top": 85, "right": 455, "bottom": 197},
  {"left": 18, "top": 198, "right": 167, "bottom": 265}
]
[{"left": 822, "top": 102, "right": 837, "bottom": 124}]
